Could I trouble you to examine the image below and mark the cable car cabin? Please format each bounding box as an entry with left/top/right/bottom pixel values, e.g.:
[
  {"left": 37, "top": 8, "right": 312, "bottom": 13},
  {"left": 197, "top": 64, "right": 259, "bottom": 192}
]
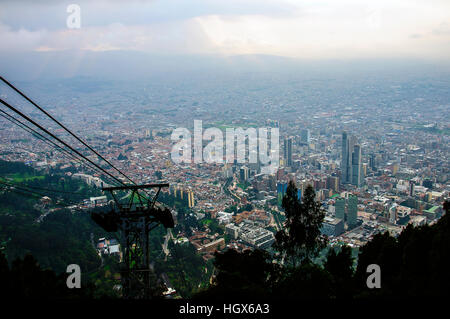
[{"left": 90, "top": 205, "right": 174, "bottom": 232}]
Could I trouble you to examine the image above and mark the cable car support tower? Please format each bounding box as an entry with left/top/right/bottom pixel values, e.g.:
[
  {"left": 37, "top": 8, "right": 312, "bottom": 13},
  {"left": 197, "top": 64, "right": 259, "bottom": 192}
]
[{"left": 92, "top": 183, "right": 173, "bottom": 299}]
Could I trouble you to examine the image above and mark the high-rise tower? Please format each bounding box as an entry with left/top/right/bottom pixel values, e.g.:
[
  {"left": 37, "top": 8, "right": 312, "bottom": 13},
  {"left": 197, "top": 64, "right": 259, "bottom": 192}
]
[
  {"left": 342, "top": 132, "right": 363, "bottom": 186},
  {"left": 300, "top": 129, "right": 310, "bottom": 144},
  {"left": 284, "top": 137, "right": 293, "bottom": 167},
  {"left": 335, "top": 197, "right": 346, "bottom": 221},
  {"left": 341, "top": 132, "right": 350, "bottom": 183},
  {"left": 347, "top": 194, "right": 358, "bottom": 227},
  {"left": 352, "top": 144, "right": 362, "bottom": 187}
]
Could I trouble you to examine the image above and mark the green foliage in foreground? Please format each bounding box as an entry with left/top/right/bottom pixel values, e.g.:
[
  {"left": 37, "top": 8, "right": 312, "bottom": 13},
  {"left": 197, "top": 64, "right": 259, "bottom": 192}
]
[
  {"left": 4, "top": 159, "right": 449, "bottom": 299},
  {"left": 0, "top": 252, "right": 98, "bottom": 299},
  {"left": 0, "top": 160, "right": 208, "bottom": 299},
  {"left": 196, "top": 190, "right": 450, "bottom": 299}
]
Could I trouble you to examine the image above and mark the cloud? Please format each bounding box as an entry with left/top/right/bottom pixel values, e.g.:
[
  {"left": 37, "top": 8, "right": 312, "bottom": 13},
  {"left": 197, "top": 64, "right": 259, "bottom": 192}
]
[
  {"left": 0, "top": 0, "right": 297, "bottom": 31},
  {"left": 0, "top": 20, "right": 215, "bottom": 54},
  {"left": 433, "top": 23, "right": 450, "bottom": 36},
  {"left": 0, "top": 23, "right": 49, "bottom": 51},
  {"left": 0, "top": 0, "right": 449, "bottom": 60},
  {"left": 409, "top": 34, "right": 423, "bottom": 39},
  {"left": 193, "top": 3, "right": 450, "bottom": 60}
]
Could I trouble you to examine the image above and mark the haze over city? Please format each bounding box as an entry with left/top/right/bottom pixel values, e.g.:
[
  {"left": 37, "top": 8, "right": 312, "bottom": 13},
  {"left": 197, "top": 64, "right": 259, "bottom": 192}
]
[
  {"left": 1, "top": 0, "right": 450, "bottom": 80},
  {"left": 0, "top": 0, "right": 449, "bottom": 307}
]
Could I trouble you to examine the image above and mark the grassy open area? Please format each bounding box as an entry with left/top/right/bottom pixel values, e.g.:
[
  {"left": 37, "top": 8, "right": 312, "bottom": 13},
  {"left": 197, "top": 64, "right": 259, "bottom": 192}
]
[
  {"left": 236, "top": 182, "right": 250, "bottom": 190},
  {"left": 4, "top": 173, "right": 45, "bottom": 183},
  {"left": 201, "top": 219, "right": 212, "bottom": 226},
  {"left": 126, "top": 192, "right": 149, "bottom": 204}
]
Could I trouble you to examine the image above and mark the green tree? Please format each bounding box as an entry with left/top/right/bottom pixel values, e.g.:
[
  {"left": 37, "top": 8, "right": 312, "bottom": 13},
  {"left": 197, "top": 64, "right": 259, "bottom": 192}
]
[
  {"left": 195, "top": 249, "right": 274, "bottom": 299},
  {"left": 354, "top": 200, "right": 450, "bottom": 297},
  {"left": 0, "top": 252, "right": 98, "bottom": 299},
  {"left": 324, "top": 245, "right": 355, "bottom": 298},
  {"left": 273, "top": 182, "right": 327, "bottom": 268},
  {"left": 273, "top": 262, "right": 332, "bottom": 299}
]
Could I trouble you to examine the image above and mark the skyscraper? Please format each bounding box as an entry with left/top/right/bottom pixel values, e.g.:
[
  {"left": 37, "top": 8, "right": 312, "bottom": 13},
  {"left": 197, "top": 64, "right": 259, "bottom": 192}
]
[
  {"left": 369, "top": 153, "right": 376, "bottom": 171},
  {"left": 335, "top": 197, "right": 346, "bottom": 221},
  {"left": 284, "top": 137, "right": 293, "bottom": 167},
  {"left": 240, "top": 166, "right": 249, "bottom": 182},
  {"left": 341, "top": 132, "right": 350, "bottom": 183},
  {"left": 187, "top": 190, "right": 195, "bottom": 208},
  {"left": 352, "top": 144, "right": 362, "bottom": 187},
  {"left": 347, "top": 194, "right": 358, "bottom": 227},
  {"left": 300, "top": 129, "right": 310, "bottom": 144},
  {"left": 342, "top": 132, "right": 363, "bottom": 186},
  {"left": 327, "top": 176, "right": 339, "bottom": 192},
  {"left": 409, "top": 181, "right": 415, "bottom": 197}
]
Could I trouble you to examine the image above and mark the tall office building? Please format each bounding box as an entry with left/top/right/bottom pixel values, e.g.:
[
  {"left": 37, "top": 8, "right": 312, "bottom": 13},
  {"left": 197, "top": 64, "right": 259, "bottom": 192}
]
[
  {"left": 186, "top": 190, "right": 195, "bottom": 208},
  {"left": 239, "top": 166, "right": 249, "bottom": 182},
  {"left": 341, "top": 132, "right": 350, "bottom": 183},
  {"left": 352, "top": 144, "right": 362, "bottom": 187},
  {"left": 409, "top": 181, "right": 415, "bottom": 197},
  {"left": 342, "top": 132, "right": 363, "bottom": 186},
  {"left": 335, "top": 197, "right": 346, "bottom": 221},
  {"left": 283, "top": 137, "right": 293, "bottom": 167},
  {"left": 369, "top": 153, "right": 376, "bottom": 171},
  {"left": 266, "top": 119, "right": 279, "bottom": 128},
  {"left": 170, "top": 185, "right": 195, "bottom": 208},
  {"left": 347, "top": 194, "right": 358, "bottom": 227},
  {"left": 327, "top": 176, "right": 339, "bottom": 193},
  {"left": 300, "top": 129, "right": 310, "bottom": 144},
  {"left": 222, "top": 164, "right": 233, "bottom": 179}
]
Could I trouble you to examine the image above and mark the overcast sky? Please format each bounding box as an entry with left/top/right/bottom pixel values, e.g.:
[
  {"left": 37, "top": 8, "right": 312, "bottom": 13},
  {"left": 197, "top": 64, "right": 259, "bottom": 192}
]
[{"left": 1, "top": 0, "right": 449, "bottom": 60}]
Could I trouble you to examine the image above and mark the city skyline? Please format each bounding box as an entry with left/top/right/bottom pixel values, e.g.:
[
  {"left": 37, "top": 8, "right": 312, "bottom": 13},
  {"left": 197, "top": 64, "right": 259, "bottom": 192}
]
[{"left": 0, "top": 0, "right": 449, "bottom": 303}]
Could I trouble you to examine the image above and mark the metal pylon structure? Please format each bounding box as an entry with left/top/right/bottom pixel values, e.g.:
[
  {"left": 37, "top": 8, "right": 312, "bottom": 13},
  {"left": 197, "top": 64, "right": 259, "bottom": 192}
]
[{"left": 93, "top": 183, "right": 173, "bottom": 299}]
